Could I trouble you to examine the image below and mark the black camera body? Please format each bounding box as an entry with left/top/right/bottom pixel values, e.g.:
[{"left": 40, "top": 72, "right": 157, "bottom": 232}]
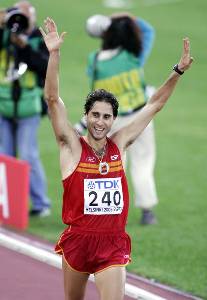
[{"left": 5, "top": 7, "right": 29, "bottom": 34}]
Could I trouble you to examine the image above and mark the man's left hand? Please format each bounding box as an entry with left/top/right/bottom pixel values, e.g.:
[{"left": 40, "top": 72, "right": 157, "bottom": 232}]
[{"left": 178, "top": 37, "right": 194, "bottom": 72}]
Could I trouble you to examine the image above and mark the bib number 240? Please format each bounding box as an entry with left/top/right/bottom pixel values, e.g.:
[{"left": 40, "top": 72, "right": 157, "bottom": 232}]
[{"left": 84, "top": 177, "right": 124, "bottom": 215}]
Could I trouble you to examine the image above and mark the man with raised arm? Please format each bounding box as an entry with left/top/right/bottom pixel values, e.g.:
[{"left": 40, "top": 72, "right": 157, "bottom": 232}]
[{"left": 40, "top": 17, "right": 193, "bottom": 300}]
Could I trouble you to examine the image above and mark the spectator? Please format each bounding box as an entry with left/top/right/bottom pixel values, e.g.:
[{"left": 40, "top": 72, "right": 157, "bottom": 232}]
[{"left": 0, "top": 1, "right": 50, "bottom": 217}]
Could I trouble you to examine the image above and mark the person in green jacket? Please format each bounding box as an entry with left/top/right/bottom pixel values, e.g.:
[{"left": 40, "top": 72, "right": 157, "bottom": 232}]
[{"left": 0, "top": 1, "right": 50, "bottom": 217}]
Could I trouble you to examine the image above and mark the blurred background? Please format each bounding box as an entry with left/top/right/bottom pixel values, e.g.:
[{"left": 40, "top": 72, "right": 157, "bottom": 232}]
[{"left": 1, "top": 0, "right": 206, "bottom": 298}]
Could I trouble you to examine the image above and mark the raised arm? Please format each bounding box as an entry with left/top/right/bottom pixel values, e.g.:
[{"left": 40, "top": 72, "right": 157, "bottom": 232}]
[
  {"left": 40, "top": 18, "right": 81, "bottom": 178},
  {"left": 113, "top": 37, "right": 193, "bottom": 152}
]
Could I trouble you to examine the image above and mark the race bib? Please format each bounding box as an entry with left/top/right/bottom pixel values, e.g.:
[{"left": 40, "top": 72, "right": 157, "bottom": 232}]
[{"left": 84, "top": 177, "right": 124, "bottom": 215}]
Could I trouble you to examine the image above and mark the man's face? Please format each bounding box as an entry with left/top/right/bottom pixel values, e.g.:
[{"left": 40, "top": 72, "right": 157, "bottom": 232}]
[{"left": 86, "top": 101, "right": 115, "bottom": 141}]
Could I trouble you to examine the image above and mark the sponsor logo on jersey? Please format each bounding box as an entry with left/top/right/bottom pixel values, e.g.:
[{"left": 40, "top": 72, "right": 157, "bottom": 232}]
[
  {"left": 111, "top": 155, "right": 119, "bottom": 161},
  {"left": 86, "top": 156, "right": 96, "bottom": 163},
  {"left": 87, "top": 178, "right": 121, "bottom": 190}
]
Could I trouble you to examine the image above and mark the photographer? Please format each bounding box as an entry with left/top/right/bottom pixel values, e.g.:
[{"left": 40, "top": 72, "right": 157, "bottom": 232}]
[{"left": 0, "top": 1, "right": 51, "bottom": 217}]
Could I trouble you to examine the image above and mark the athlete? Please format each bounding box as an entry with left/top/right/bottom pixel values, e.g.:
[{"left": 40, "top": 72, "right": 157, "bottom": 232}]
[{"left": 40, "top": 17, "right": 193, "bottom": 300}]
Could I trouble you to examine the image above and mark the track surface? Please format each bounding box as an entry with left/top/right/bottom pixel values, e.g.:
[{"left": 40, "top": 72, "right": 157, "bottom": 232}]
[
  {"left": 0, "top": 245, "right": 132, "bottom": 300},
  {"left": 0, "top": 227, "right": 201, "bottom": 300}
]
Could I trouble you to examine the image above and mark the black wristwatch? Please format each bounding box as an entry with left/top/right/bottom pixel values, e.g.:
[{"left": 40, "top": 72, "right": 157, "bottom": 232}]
[{"left": 173, "top": 64, "right": 184, "bottom": 75}]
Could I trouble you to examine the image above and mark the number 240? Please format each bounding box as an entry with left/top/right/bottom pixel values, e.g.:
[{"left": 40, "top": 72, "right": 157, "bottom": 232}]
[{"left": 88, "top": 191, "right": 121, "bottom": 207}]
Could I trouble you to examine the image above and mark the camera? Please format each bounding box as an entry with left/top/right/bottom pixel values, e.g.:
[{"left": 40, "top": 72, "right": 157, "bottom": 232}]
[{"left": 5, "top": 7, "right": 29, "bottom": 34}]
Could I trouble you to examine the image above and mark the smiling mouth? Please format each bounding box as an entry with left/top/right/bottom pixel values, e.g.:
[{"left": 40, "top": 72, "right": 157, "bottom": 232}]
[{"left": 94, "top": 127, "right": 104, "bottom": 133}]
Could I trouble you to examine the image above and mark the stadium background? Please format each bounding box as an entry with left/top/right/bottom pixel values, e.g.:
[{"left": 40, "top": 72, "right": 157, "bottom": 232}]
[{"left": 1, "top": 0, "right": 206, "bottom": 298}]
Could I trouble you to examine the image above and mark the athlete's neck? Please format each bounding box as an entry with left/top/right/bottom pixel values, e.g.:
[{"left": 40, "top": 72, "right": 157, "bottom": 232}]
[{"left": 84, "top": 135, "right": 107, "bottom": 153}]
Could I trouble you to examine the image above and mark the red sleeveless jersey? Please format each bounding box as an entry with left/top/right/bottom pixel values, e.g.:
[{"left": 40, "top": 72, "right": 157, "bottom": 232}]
[{"left": 62, "top": 137, "right": 129, "bottom": 232}]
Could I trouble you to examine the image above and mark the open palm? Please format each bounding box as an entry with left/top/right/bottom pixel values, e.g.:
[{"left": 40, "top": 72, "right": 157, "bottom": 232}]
[{"left": 40, "top": 17, "right": 66, "bottom": 52}]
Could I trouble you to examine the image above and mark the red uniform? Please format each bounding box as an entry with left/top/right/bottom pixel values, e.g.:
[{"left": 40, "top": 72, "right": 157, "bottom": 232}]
[{"left": 55, "top": 137, "right": 131, "bottom": 273}]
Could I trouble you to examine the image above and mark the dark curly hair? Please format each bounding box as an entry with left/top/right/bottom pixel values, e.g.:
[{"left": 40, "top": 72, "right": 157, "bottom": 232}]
[
  {"left": 102, "top": 16, "right": 142, "bottom": 56},
  {"left": 84, "top": 89, "right": 119, "bottom": 117}
]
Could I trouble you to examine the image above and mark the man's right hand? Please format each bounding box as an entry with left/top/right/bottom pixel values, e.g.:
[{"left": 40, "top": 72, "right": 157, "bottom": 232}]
[{"left": 39, "top": 17, "right": 66, "bottom": 53}]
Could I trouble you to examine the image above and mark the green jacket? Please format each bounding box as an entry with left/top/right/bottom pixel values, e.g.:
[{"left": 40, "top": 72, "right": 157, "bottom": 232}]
[
  {"left": 88, "top": 50, "right": 146, "bottom": 115},
  {"left": 0, "top": 27, "right": 48, "bottom": 118}
]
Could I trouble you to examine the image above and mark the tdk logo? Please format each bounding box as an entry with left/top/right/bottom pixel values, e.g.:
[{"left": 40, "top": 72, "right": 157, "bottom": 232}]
[{"left": 87, "top": 179, "right": 120, "bottom": 190}]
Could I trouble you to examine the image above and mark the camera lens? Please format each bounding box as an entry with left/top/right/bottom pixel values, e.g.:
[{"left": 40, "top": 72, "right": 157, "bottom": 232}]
[{"left": 5, "top": 10, "right": 29, "bottom": 33}]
